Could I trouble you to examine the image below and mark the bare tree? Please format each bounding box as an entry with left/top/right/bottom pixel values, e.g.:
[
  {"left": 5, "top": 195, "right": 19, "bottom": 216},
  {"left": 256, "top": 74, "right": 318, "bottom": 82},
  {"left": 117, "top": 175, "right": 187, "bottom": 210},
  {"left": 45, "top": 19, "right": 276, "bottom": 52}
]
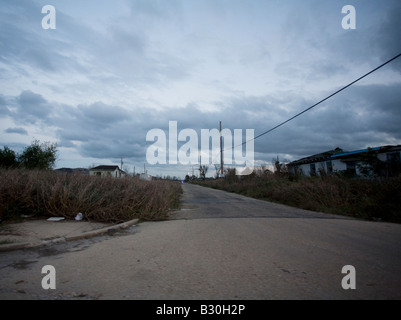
[
  {"left": 272, "top": 156, "right": 289, "bottom": 175},
  {"left": 200, "top": 165, "right": 208, "bottom": 180}
]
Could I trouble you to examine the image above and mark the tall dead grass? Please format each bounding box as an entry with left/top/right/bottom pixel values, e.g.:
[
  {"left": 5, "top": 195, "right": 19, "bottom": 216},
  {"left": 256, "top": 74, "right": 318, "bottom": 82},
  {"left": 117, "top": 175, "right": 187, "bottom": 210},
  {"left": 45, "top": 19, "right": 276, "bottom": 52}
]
[
  {"left": 199, "top": 174, "right": 401, "bottom": 223},
  {"left": 0, "top": 168, "right": 182, "bottom": 222}
]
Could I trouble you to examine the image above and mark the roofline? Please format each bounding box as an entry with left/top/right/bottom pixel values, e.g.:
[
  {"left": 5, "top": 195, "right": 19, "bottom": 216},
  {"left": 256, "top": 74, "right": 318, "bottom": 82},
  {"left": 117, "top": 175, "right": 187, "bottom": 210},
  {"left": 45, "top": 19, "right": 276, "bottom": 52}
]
[
  {"left": 89, "top": 165, "right": 126, "bottom": 173},
  {"left": 288, "top": 145, "right": 401, "bottom": 166},
  {"left": 288, "top": 149, "right": 341, "bottom": 166},
  {"left": 331, "top": 147, "right": 380, "bottom": 158}
]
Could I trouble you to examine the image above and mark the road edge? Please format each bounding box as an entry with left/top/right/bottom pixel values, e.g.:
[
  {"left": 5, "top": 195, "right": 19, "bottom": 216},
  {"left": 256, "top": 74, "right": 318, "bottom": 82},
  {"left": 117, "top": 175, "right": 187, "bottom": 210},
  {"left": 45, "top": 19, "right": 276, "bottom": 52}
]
[{"left": 0, "top": 218, "right": 139, "bottom": 252}]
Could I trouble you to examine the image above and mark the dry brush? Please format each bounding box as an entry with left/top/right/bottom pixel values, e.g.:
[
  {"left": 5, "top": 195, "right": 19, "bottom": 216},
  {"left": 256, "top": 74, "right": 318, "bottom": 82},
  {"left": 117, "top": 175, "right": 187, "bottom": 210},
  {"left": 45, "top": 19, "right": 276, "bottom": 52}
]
[{"left": 0, "top": 169, "right": 182, "bottom": 223}]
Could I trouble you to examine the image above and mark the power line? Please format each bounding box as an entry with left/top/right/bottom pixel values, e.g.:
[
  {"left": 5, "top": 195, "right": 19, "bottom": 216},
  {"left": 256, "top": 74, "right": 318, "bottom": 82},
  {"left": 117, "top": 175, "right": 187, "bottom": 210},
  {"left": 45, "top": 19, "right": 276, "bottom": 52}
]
[{"left": 228, "top": 52, "right": 401, "bottom": 150}]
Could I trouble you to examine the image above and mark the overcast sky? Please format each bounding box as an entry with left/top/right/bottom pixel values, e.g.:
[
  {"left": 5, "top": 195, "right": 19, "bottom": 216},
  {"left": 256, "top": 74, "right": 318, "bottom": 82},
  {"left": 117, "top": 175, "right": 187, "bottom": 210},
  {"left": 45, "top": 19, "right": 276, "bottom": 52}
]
[{"left": 1, "top": 0, "right": 400, "bottom": 178}]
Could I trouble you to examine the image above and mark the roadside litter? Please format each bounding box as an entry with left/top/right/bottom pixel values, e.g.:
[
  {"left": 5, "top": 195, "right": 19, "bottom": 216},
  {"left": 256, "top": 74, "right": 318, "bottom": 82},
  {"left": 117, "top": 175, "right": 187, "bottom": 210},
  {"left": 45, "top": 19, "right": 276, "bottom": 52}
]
[{"left": 46, "top": 217, "right": 65, "bottom": 222}]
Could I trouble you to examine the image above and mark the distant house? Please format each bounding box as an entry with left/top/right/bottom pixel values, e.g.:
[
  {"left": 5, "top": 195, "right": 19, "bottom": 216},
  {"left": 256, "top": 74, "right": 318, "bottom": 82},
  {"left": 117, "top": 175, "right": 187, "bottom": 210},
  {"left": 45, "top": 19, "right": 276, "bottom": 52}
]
[
  {"left": 287, "top": 145, "right": 401, "bottom": 177},
  {"left": 89, "top": 165, "right": 127, "bottom": 178}
]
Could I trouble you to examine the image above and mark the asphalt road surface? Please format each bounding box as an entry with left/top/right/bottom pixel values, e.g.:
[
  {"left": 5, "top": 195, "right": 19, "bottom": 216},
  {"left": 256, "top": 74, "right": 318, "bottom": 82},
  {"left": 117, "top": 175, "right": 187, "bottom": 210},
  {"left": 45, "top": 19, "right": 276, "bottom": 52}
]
[{"left": 1, "top": 183, "right": 401, "bottom": 300}]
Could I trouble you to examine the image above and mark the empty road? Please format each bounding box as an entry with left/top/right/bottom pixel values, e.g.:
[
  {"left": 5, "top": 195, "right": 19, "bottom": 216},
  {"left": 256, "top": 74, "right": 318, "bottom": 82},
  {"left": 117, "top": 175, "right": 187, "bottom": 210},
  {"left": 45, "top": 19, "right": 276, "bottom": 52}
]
[{"left": 1, "top": 183, "right": 401, "bottom": 299}]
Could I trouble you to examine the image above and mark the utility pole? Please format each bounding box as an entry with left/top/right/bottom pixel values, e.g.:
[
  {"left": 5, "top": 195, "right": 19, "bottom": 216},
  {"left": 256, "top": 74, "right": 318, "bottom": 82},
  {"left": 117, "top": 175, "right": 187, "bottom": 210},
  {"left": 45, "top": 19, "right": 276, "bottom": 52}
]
[
  {"left": 199, "top": 155, "right": 202, "bottom": 178},
  {"left": 220, "top": 121, "right": 224, "bottom": 177},
  {"left": 120, "top": 157, "right": 123, "bottom": 171}
]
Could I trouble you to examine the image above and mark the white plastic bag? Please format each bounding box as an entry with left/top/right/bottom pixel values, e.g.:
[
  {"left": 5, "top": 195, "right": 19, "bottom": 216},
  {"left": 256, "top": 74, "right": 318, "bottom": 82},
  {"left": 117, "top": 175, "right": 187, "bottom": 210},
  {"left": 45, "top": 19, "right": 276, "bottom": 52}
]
[{"left": 47, "top": 217, "right": 65, "bottom": 222}]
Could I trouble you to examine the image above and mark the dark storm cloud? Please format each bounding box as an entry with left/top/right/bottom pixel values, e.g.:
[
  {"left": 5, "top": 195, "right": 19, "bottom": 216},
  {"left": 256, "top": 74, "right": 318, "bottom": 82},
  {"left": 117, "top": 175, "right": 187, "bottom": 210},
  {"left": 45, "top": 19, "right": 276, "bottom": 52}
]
[
  {"left": 350, "top": 84, "right": 401, "bottom": 137},
  {"left": 54, "top": 102, "right": 139, "bottom": 155},
  {"left": 1, "top": 89, "right": 141, "bottom": 159},
  {"left": 307, "top": 83, "right": 401, "bottom": 144},
  {"left": 4, "top": 127, "right": 28, "bottom": 135},
  {"left": 3, "top": 76, "right": 401, "bottom": 166},
  {"left": 78, "top": 102, "right": 132, "bottom": 127},
  {"left": 324, "top": 0, "right": 401, "bottom": 71},
  {"left": 64, "top": 80, "right": 400, "bottom": 163},
  {"left": 13, "top": 90, "right": 53, "bottom": 124},
  {"left": 374, "top": 0, "right": 401, "bottom": 70},
  {"left": 218, "top": 80, "right": 401, "bottom": 161}
]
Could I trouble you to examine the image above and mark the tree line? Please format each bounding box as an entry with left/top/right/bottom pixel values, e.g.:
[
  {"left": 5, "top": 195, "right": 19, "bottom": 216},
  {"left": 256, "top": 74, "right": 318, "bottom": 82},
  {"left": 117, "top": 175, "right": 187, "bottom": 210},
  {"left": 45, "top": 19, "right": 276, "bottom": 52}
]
[{"left": 0, "top": 140, "right": 57, "bottom": 170}]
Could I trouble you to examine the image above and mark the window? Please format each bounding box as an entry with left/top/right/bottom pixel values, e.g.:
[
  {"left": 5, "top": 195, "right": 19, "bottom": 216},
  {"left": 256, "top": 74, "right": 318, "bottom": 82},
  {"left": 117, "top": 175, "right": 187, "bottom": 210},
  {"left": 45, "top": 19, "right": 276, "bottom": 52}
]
[
  {"left": 310, "top": 163, "right": 316, "bottom": 176},
  {"left": 387, "top": 152, "right": 401, "bottom": 163},
  {"left": 326, "top": 161, "right": 333, "bottom": 174},
  {"left": 345, "top": 161, "right": 356, "bottom": 176},
  {"left": 386, "top": 152, "right": 401, "bottom": 177}
]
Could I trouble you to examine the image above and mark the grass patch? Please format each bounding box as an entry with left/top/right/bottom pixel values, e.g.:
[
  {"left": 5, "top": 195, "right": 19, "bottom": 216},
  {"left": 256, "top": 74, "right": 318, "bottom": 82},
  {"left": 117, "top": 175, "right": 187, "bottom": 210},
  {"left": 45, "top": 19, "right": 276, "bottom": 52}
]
[
  {"left": 196, "top": 173, "right": 401, "bottom": 223},
  {"left": 0, "top": 168, "right": 182, "bottom": 223}
]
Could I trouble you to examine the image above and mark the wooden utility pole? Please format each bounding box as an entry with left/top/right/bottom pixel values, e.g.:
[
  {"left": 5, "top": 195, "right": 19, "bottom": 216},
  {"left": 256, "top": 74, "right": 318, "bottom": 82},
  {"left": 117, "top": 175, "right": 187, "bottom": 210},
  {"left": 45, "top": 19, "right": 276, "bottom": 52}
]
[
  {"left": 220, "top": 121, "right": 224, "bottom": 176},
  {"left": 199, "top": 155, "right": 202, "bottom": 178}
]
